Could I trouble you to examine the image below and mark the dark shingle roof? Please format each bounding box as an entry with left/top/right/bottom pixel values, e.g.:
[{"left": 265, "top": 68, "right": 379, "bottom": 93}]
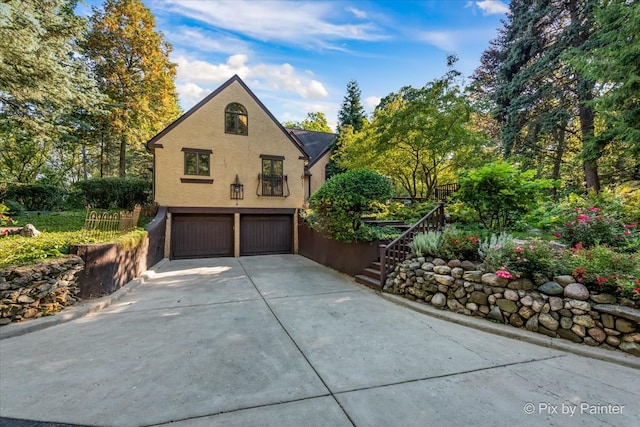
[{"left": 287, "top": 129, "right": 336, "bottom": 167}]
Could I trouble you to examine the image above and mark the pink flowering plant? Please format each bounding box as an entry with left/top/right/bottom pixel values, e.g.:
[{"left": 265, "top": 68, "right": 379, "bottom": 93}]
[
  {"left": 480, "top": 235, "right": 560, "bottom": 282},
  {"left": 555, "top": 204, "right": 638, "bottom": 252},
  {"left": 564, "top": 245, "right": 640, "bottom": 301}
]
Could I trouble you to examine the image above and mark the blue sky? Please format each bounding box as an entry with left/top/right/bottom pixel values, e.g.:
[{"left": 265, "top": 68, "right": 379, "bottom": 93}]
[{"left": 80, "top": 0, "right": 509, "bottom": 130}]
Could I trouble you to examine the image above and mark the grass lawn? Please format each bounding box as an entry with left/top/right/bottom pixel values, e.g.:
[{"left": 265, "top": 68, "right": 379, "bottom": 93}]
[{"left": 0, "top": 210, "right": 152, "bottom": 269}]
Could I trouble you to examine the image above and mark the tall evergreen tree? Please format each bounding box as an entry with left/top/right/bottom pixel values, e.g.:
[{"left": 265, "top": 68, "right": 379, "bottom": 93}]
[
  {"left": 569, "top": 0, "right": 640, "bottom": 180},
  {"left": 84, "top": 0, "right": 181, "bottom": 178},
  {"left": 475, "top": 0, "right": 602, "bottom": 191},
  {"left": 337, "top": 80, "right": 366, "bottom": 132},
  {"left": 0, "top": 0, "right": 101, "bottom": 183},
  {"left": 328, "top": 80, "right": 367, "bottom": 178}
]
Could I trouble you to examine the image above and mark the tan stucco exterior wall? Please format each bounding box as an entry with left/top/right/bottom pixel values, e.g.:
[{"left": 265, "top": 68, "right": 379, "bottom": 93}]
[
  {"left": 307, "top": 151, "right": 331, "bottom": 198},
  {"left": 153, "top": 80, "right": 306, "bottom": 209}
]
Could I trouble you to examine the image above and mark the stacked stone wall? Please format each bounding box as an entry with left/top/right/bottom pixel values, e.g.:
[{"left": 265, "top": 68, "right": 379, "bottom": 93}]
[
  {"left": 384, "top": 256, "right": 640, "bottom": 357},
  {"left": 0, "top": 256, "right": 84, "bottom": 326}
]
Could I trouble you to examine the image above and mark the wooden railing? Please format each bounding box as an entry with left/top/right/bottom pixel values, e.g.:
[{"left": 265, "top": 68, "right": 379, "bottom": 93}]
[
  {"left": 433, "top": 183, "right": 459, "bottom": 201},
  {"left": 378, "top": 203, "right": 445, "bottom": 286}
]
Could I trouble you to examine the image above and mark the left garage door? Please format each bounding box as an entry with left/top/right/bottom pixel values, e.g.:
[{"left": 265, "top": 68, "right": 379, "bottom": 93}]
[{"left": 171, "top": 214, "right": 234, "bottom": 259}]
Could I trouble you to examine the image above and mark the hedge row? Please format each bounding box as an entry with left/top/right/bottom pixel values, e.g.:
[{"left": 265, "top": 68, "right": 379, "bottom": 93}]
[{"left": 1, "top": 178, "right": 151, "bottom": 212}]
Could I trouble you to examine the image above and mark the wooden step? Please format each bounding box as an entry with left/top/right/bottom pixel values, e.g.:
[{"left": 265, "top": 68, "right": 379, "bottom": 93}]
[
  {"left": 355, "top": 274, "right": 381, "bottom": 290},
  {"left": 371, "top": 261, "right": 382, "bottom": 270},
  {"left": 362, "top": 267, "right": 381, "bottom": 280}
]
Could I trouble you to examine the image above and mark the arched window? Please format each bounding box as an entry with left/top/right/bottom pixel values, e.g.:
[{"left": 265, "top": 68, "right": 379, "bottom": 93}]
[{"left": 225, "top": 103, "right": 248, "bottom": 135}]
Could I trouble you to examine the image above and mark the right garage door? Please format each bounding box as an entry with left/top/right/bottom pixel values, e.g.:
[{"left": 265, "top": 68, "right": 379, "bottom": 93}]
[
  {"left": 240, "top": 215, "right": 292, "bottom": 256},
  {"left": 171, "top": 214, "right": 234, "bottom": 259}
]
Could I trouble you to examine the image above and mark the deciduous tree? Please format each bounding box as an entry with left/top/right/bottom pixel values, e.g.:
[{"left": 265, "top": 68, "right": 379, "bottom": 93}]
[{"left": 84, "top": 0, "right": 181, "bottom": 178}]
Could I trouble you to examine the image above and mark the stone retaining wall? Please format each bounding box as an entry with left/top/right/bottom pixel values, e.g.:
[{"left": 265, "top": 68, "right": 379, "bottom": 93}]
[
  {"left": 0, "top": 256, "right": 84, "bottom": 326},
  {"left": 384, "top": 256, "right": 640, "bottom": 357}
]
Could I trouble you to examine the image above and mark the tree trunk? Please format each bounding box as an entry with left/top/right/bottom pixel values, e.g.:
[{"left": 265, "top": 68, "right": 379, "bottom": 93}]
[
  {"left": 551, "top": 126, "right": 566, "bottom": 197},
  {"left": 119, "top": 135, "right": 126, "bottom": 178},
  {"left": 569, "top": 0, "right": 600, "bottom": 192}
]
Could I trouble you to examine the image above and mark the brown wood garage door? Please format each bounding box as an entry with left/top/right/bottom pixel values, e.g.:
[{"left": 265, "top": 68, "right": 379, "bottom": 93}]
[
  {"left": 171, "top": 214, "right": 234, "bottom": 259},
  {"left": 240, "top": 215, "right": 292, "bottom": 256}
]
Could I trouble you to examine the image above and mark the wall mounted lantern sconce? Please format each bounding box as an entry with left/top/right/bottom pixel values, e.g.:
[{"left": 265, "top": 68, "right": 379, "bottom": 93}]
[{"left": 230, "top": 175, "right": 244, "bottom": 200}]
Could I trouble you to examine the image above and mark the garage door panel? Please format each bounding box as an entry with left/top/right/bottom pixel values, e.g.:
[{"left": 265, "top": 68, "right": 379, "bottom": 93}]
[
  {"left": 241, "top": 215, "right": 292, "bottom": 256},
  {"left": 171, "top": 214, "right": 233, "bottom": 259}
]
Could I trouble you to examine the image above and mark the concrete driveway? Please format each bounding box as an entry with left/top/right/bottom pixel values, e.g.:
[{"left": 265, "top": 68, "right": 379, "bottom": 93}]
[{"left": 1, "top": 255, "right": 638, "bottom": 427}]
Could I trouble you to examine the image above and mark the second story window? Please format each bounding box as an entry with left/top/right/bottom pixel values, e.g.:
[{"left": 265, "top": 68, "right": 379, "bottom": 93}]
[
  {"left": 225, "top": 103, "right": 248, "bottom": 135},
  {"left": 259, "top": 155, "right": 288, "bottom": 197},
  {"left": 183, "top": 148, "right": 211, "bottom": 176}
]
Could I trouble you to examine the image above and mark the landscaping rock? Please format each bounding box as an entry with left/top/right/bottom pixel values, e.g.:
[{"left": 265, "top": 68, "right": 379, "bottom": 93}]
[
  {"left": 557, "top": 329, "right": 582, "bottom": 343},
  {"left": 431, "top": 293, "right": 446, "bottom": 307},
  {"left": 560, "top": 316, "right": 573, "bottom": 330},
  {"left": 487, "top": 306, "right": 504, "bottom": 323},
  {"left": 496, "top": 299, "right": 518, "bottom": 313},
  {"left": 573, "top": 315, "right": 596, "bottom": 328},
  {"left": 434, "top": 274, "right": 455, "bottom": 286},
  {"left": 619, "top": 342, "right": 640, "bottom": 357},
  {"left": 460, "top": 260, "right": 476, "bottom": 271},
  {"left": 571, "top": 324, "right": 586, "bottom": 337},
  {"left": 504, "top": 289, "right": 519, "bottom": 301},
  {"left": 553, "top": 275, "right": 576, "bottom": 286},
  {"left": 470, "top": 291, "right": 488, "bottom": 306},
  {"left": 549, "top": 297, "right": 564, "bottom": 312},
  {"left": 433, "top": 265, "right": 451, "bottom": 275},
  {"left": 538, "top": 281, "right": 564, "bottom": 296},
  {"left": 568, "top": 299, "right": 591, "bottom": 311},
  {"left": 509, "top": 313, "right": 524, "bottom": 327},
  {"left": 563, "top": 283, "right": 590, "bottom": 301},
  {"left": 525, "top": 315, "right": 539, "bottom": 332},
  {"left": 482, "top": 273, "right": 507, "bottom": 287},
  {"left": 538, "top": 326, "right": 557, "bottom": 338},
  {"left": 588, "top": 327, "right": 607, "bottom": 343},
  {"left": 590, "top": 293, "right": 617, "bottom": 304},
  {"left": 539, "top": 313, "right": 559, "bottom": 331},
  {"left": 518, "top": 306, "right": 535, "bottom": 319},
  {"left": 463, "top": 271, "right": 483, "bottom": 282},
  {"left": 19, "top": 224, "right": 40, "bottom": 237},
  {"left": 593, "top": 304, "right": 640, "bottom": 323},
  {"left": 507, "top": 278, "right": 534, "bottom": 291},
  {"left": 615, "top": 318, "right": 636, "bottom": 334}
]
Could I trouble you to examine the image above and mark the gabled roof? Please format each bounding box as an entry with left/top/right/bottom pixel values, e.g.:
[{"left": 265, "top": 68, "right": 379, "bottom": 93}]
[
  {"left": 287, "top": 129, "right": 336, "bottom": 168},
  {"left": 146, "top": 75, "right": 308, "bottom": 160}
]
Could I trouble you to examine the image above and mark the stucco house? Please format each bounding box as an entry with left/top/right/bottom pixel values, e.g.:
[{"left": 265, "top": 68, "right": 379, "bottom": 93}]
[{"left": 146, "top": 75, "right": 334, "bottom": 259}]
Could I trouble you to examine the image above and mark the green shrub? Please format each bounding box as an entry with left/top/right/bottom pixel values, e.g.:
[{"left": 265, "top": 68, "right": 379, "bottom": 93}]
[
  {"left": 0, "top": 203, "right": 17, "bottom": 227},
  {"left": 409, "top": 227, "right": 481, "bottom": 260},
  {"left": 4, "top": 183, "right": 67, "bottom": 211},
  {"left": 379, "top": 200, "right": 438, "bottom": 223},
  {"left": 454, "top": 161, "right": 555, "bottom": 232},
  {"left": 556, "top": 206, "right": 638, "bottom": 249},
  {"left": 72, "top": 178, "right": 151, "bottom": 209},
  {"left": 308, "top": 169, "right": 393, "bottom": 242},
  {"left": 409, "top": 231, "right": 442, "bottom": 257},
  {"left": 439, "top": 227, "right": 481, "bottom": 260},
  {"left": 480, "top": 237, "right": 560, "bottom": 282},
  {"left": 563, "top": 245, "right": 640, "bottom": 300}
]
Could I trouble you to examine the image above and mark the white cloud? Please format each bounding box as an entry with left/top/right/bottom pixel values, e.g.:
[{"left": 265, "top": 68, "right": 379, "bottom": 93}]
[
  {"left": 162, "top": 0, "right": 387, "bottom": 49},
  {"left": 417, "top": 31, "right": 459, "bottom": 51},
  {"left": 164, "top": 27, "right": 250, "bottom": 54},
  {"left": 173, "top": 54, "right": 329, "bottom": 109},
  {"left": 476, "top": 1, "right": 509, "bottom": 15},
  {"left": 364, "top": 96, "right": 381, "bottom": 111},
  {"left": 176, "top": 82, "right": 210, "bottom": 108},
  {"left": 347, "top": 6, "right": 367, "bottom": 19},
  {"left": 416, "top": 28, "right": 502, "bottom": 52},
  {"left": 174, "top": 54, "right": 251, "bottom": 84}
]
